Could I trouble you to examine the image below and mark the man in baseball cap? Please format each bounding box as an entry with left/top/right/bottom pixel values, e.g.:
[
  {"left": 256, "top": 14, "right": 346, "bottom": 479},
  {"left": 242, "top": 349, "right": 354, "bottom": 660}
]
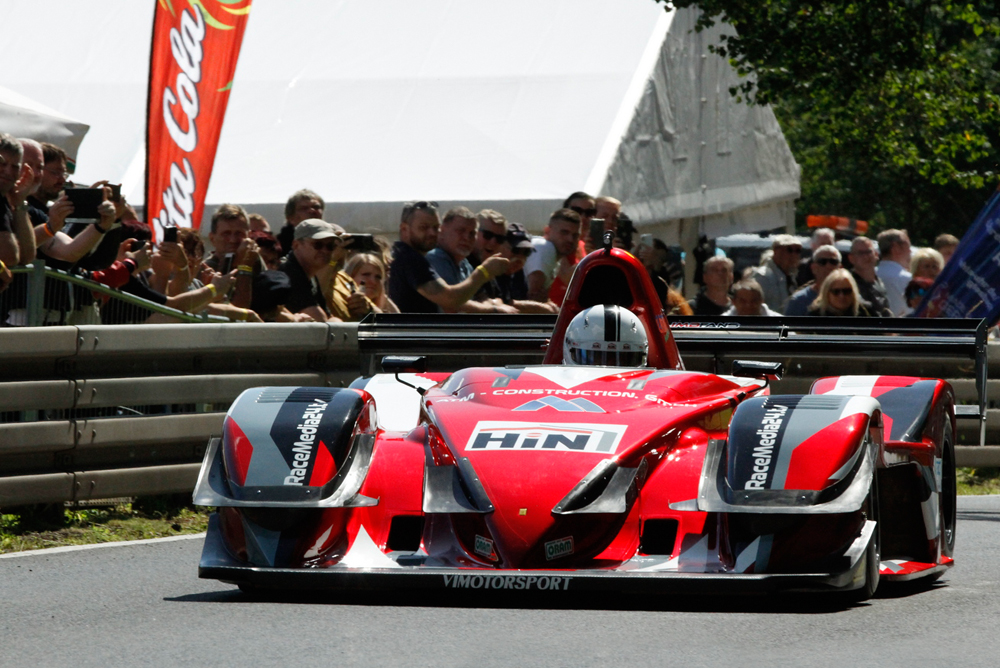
[{"left": 279, "top": 218, "right": 342, "bottom": 321}]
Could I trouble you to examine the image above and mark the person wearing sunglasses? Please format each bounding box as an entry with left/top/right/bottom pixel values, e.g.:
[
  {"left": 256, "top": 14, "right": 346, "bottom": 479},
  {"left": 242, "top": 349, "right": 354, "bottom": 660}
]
[
  {"left": 848, "top": 236, "right": 893, "bottom": 317},
  {"left": 563, "top": 191, "right": 597, "bottom": 228},
  {"left": 807, "top": 268, "right": 873, "bottom": 317},
  {"left": 784, "top": 245, "right": 842, "bottom": 315},
  {"left": 426, "top": 207, "right": 517, "bottom": 314},
  {"left": 388, "top": 201, "right": 509, "bottom": 313},
  {"left": 795, "top": 227, "right": 835, "bottom": 287},
  {"left": 904, "top": 277, "right": 934, "bottom": 315},
  {"left": 277, "top": 219, "right": 343, "bottom": 321}
]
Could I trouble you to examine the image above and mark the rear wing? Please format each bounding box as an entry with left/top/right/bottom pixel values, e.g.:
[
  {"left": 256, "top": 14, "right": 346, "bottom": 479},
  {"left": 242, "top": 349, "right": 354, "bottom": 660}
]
[{"left": 357, "top": 314, "right": 987, "bottom": 445}]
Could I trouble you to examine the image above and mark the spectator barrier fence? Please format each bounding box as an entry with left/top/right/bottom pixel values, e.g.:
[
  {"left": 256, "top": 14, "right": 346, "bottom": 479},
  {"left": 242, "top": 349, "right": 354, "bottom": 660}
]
[{"left": 1, "top": 262, "right": 230, "bottom": 327}]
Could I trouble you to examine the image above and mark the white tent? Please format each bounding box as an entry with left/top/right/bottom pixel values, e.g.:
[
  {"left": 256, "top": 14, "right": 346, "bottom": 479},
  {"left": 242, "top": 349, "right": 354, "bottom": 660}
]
[
  {"left": 0, "top": 0, "right": 798, "bottom": 243},
  {"left": 0, "top": 86, "right": 89, "bottom": 168}
]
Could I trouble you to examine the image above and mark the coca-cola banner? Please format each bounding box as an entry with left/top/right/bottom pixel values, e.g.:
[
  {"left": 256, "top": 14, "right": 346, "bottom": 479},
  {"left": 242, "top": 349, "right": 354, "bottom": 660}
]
[{"left": 146, "top": 0, "right": 252, "bottom": 239}]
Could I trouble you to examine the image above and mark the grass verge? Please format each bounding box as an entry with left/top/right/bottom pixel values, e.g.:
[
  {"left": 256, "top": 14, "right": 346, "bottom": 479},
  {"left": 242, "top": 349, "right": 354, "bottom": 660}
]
[
  {"left": 0, "top": 495, "right": 211, "bottom": 554},
  {"left": 957, "top": 467, "right": 1000, "bottom": 496}
]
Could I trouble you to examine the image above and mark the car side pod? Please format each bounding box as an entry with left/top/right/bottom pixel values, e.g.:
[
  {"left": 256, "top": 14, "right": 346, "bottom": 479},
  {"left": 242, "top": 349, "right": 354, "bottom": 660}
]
[
  {"left": 693, "top": 394, "right": 881, "bottom": 514},
  {"left": 192, "top": 387, "right": 378, "bottom": 509}
]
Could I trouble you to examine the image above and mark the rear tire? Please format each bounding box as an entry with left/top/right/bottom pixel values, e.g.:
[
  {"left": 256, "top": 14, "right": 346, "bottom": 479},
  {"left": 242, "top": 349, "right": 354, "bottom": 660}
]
[
  {"left": 940, "top": 421, "right": 957, "bottom": 559},
  {"left": 846, "top": 475, "right": 881, "bottom": 603}
]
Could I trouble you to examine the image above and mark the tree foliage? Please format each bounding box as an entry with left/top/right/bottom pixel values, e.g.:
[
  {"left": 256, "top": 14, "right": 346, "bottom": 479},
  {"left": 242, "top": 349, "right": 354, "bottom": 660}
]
[{"left": 657, "top": 0, "right": 1000, "bottom": 242}]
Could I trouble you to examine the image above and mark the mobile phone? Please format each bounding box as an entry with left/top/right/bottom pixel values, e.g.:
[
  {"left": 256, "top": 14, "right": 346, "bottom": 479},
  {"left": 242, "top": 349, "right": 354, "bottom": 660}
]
[
  {"left": 132, "top": 240, "right": 147, "bottom": 252},
  {"left": 346, "top": 233, "right": 379, "bottom": 253},
  {"left": 109, "top": 184, "right": 122, "bottom": 203},
  {"left": 221, "top": 252, "right": 235, "bottom": 274},
  {"left": 640, "top": 233, "right": 654, "bottom": 248},
  {"left": 163, "top": 226, "right": 178, "bottom": 243},
  {"left": 64, "top": 187, "right": 103, "bottom": 220},
  {"left": 589, "top": 219, "right": 604, "bottom": 245}
]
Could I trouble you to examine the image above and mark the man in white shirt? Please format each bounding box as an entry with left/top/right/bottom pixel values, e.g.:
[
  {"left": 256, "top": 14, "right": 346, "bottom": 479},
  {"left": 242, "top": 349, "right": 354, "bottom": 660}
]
[
  {"left": 524, "top": 208, "right": 582, "bottom": 302},
  {"left": 748, "top": 234, "right": 801, "bottom": 313},
  {"left": 875, "top": 229, "right": 912, "bottom": 316}
]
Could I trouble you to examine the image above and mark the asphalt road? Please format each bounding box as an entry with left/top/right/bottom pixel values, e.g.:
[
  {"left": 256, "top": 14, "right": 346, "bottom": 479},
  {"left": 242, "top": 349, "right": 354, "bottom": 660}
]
[{"left": 4, "top": 496, "right": 1000, "bottom": 668}]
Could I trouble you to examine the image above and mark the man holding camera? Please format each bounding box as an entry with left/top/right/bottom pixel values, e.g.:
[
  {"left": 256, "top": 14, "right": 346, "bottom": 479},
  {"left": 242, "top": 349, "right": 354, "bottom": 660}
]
[{"left": 278, "top": 219, "right": 342, "bottom": 322}]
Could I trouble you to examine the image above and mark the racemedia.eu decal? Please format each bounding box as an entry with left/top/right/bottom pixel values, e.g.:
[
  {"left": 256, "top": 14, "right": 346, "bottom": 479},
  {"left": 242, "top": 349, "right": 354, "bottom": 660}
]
[
  {"left": 466, "top": 422, "right": 627, "bottom": 454},
  {"left": 284, "top": 399, "right": 329, "bottom": 486},
  {"left": 745, "top": 403, "right": 789, "bottom": 490},
  {"left": 514, "top": 396, "right": 604, "bottom": 413},
  {"left": 545, "top": 537, "right": 574, "bottom": 560},
  {"left": 443, "top": 574, "right": 572, "bottom": 590}
]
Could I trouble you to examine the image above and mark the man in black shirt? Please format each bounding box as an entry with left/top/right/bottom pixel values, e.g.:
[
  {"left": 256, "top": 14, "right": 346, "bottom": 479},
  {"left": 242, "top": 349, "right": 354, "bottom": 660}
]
[
  {"left": 277, "top": 189, "right": 324, "bottom": 256},
  {"left": 388, "top": 201, "right": 508, "bottom": 313},
  {"left": 849, "top": 236, "right": 892, "bottom": 317},
  {"left": 278, "top": 219, "right": 339, "bottom": 321},
  {"left": 688, "top": 256, "right": 734, "bottom": 315}
]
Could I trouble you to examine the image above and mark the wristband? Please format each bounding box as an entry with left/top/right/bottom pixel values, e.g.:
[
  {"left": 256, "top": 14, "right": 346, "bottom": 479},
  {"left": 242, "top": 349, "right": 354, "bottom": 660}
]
[
  {"left": 207, "top": 283, "right": 218, "bottom": 298},
  {"left": 475, "top": 264, "right": 491, "bottom": 281},
  {"left": 41, "top": 222, "right": 55, "bottom": 239},
  {"left": 237, "top": 264, "right": 253, "bottom": 274},
  {"left": 0, "top": 260, "right": 6, "bottom": 273}
]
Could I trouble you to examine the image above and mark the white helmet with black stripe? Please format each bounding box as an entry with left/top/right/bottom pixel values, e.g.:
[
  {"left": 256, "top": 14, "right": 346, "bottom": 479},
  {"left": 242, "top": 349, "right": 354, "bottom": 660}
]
[{"left": 563, "top": 305, "right": 648, "bottom": 366}]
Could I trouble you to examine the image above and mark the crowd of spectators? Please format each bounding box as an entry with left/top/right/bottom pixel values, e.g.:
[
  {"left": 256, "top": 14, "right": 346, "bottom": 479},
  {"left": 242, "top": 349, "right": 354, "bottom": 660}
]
[
  {"left": 0, "top": 131, "right": 964, "bottom": 326},
  {"left": 686, "top": 227, "right": 960, "bottom": 318}
]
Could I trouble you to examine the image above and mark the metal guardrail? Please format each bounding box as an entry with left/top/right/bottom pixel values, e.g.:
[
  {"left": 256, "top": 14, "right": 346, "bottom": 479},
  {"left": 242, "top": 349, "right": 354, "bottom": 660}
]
[
  {"left": 0, "top": 317, "right": 996, "bottom": 508},
  {"left": 2, "top": 262, "right": 230, "bottom": 326}
]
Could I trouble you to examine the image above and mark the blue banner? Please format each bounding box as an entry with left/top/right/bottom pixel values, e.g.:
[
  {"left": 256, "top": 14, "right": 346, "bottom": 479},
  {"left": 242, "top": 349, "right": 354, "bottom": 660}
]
[{"left": 912, "top": 186, "right": 1000, "bottom": 319}]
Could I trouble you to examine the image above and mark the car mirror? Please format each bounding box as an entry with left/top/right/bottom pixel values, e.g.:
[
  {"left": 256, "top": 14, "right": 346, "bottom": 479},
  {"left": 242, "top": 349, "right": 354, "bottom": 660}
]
[
  {"left": 382, "top": 355, "right": 429, "bottom": 396},
  {"left": 381, "top": 356, "right": 428, "bottom": 373},
  {"left": 732, "top": 360, "right": 784, "bottom": 381}
]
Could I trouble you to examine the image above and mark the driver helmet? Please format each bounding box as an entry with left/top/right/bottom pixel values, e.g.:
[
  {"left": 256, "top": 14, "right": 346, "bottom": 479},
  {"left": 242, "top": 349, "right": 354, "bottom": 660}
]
[{"left": 563, "top": 305, "right": 648, "bottom": 366}]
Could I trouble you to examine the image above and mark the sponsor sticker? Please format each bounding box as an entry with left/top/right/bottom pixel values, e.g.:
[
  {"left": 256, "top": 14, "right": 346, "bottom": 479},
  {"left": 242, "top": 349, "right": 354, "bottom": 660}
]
[
  {"left": 545, "top": 537, "right": 574, "bottom": 561},
  {"left": 671, "top": 321, "right": 740, "bottom": 329},
  {"left": 283, "top": 398, "right": 330, "bottom": 486},
  {"left": 474, "top": 535, "right": 497, "bottom": 561},
  {"left": 466, "top": 422, "right": 626, "bottom": 454},
  {"left": 443, "top": 574, "right": 572, "bottom": 591},
  {"left": 744, "top": 403, "right": 789, "bottom": 490},
  {"left": 514, "top": 396, "right": 604, "bottom": 413}
]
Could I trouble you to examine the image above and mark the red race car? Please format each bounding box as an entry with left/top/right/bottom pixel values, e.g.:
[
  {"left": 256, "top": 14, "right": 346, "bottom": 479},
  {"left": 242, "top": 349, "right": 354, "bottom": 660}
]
[{"left": 195, "top": 244, "right": 983, "bottom": 600}]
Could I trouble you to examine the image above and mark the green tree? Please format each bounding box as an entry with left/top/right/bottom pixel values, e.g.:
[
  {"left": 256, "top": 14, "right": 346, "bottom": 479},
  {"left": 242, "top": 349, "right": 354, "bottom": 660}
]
[{"left": 657, "top": 0, "right": 1000, "bottom": 243}]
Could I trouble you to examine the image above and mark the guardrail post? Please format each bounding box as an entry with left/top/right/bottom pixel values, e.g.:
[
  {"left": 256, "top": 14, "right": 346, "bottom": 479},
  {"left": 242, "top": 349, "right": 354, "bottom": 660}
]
[{"left": 25, "top": 260, "right": 47, "bottom": 327}]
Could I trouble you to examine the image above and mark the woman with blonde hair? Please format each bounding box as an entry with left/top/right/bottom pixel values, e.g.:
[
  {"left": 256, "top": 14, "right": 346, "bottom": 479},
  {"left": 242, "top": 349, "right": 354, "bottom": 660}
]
[
  {"left": 910, "top": 248, "right": 944, "bottom": 280},
  {"left": 808, "top": 268, "right": 872, "bottom": 316},
  {"left": 344, "top": 252, "right": 399, "bottom": 314}
]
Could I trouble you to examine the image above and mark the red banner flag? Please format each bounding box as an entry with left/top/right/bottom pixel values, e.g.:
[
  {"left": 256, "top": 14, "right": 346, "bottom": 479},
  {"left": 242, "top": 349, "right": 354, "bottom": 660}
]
[{"left": 146, "top": 0, "right": 252, "bottom": 240}]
